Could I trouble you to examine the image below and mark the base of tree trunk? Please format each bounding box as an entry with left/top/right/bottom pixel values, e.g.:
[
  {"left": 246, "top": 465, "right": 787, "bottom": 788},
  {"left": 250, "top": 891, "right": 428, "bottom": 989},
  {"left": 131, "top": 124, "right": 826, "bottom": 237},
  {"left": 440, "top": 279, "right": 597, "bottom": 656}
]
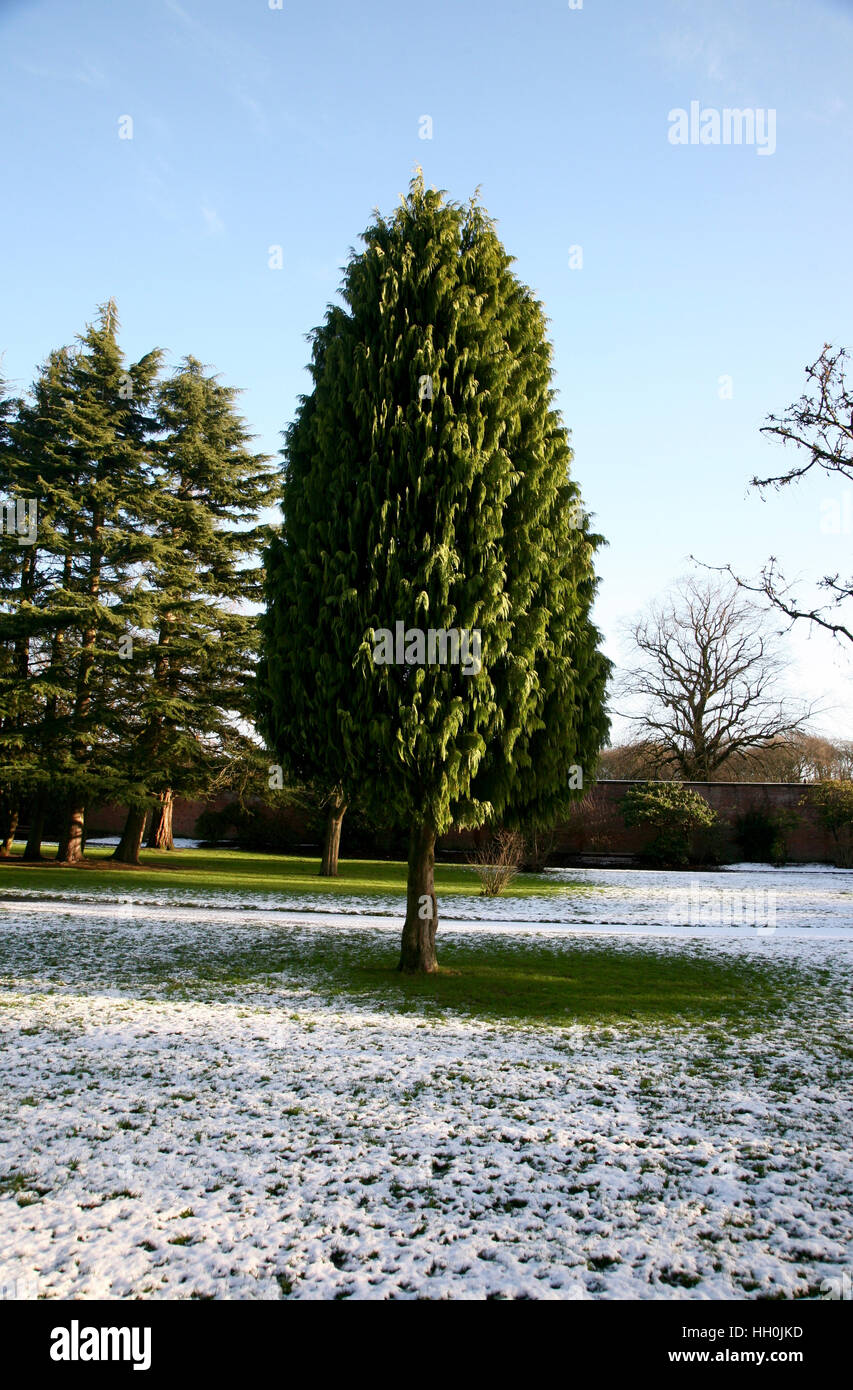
[
  {"left": 112, "top": 806, "right": 148, "bottom": 865},
  {"left": 398, "top": 819, "right": 438, "bottom": 974},
  {"left": 57, "top": 802, "right": 86, "bottom": 863},
  {"left": 147, "top": 791, "right": 174, "bottom": 850},
  {"left": 23, "top": 826, "right": 44, "bottom": 861},
  {"left": 23, "top": 793, "right": 46, "bottom": 861},
  {"left": 0, "top": 808, "right": 18, "bottom": 857},
  {"left": 319, "top": 796, "right": 346, "bottom": 876}
]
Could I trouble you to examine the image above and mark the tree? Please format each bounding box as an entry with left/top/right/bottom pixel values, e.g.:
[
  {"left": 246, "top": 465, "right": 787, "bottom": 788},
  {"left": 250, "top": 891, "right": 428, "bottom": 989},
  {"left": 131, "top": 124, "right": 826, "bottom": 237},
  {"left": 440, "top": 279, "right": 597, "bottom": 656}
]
[
  {"left": 318, "top": 784, "right": 347, "bottom": 877},
  {"left": 711, "top": 345, "right": 853, "bottom": 644},
  {"left": 618, "top": 577, "right": 811, "bottom": 781},
  {"left": 620, "top": 781, "right": 716, "bottom": 866},
  {"left": 1, "top": 315, "right": 277, "bottom": 866},
  {"left": 728, "top": 733, "right": 853, "bottom": 783},
  {"left": 0, "top": 309, "right": 163, "bottom": 861},
  {"left": 1, "top": 350, "right": 81, "bottom": 858},
  {"left": 48, "top": 304, "right": 162, "bottom": 861},
  {"left": 111, "top": 355, "right": 276, "bottom": 863},
  {"left": 0, "top": 371, "right": 28, "bottom": 853},
  {"left": 259, "top": 174, "right": 610, "bottom": 972},
  {"left": 598, "top": 732, "right": 853, "bottom": 784}
]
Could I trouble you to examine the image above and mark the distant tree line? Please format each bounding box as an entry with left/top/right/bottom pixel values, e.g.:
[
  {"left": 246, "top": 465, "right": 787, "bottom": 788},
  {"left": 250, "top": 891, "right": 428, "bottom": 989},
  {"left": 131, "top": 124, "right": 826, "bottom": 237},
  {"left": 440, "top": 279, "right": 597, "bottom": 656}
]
[
  {"left": 0, "top": 301, "right": 278, "bottom": 864},
  {"left": 598, "top": 733, "right": 853, "bottom": 784}
]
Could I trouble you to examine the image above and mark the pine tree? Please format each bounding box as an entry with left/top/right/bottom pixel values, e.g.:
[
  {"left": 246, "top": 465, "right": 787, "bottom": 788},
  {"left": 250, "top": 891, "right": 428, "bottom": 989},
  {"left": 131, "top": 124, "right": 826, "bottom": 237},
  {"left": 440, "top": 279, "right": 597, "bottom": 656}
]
[
  {"left": 1, "top": 304, "right": 163, "bottom": 861},
  {"left": 111, "top": 356, "right": 276, "bottom": 863},
  {"left": 260, "top": 175, "right": 610, "bottom": 971},
  {"left": 0, "top": 373, "right": 27, "bottom": 852},
  {"left": 0, "top": 355, "right": 76, "bottom": 855}
]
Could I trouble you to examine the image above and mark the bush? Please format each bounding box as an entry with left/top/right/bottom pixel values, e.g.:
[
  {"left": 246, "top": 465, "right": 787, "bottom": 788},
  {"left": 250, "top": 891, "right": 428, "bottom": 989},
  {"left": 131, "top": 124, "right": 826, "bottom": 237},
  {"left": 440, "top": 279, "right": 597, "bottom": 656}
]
[
  {"left": 803, "top": 780, "right": 853, "bottom": 866},
  {"left": 691, "top": 820, "right": 735, "bottom": 866},
  {"left": 620, "top": 782, "right": 717, "bottom": 867},
  {"left": 733, "top": 807, "right": 799, "bottom": 865},
  {"left": 467, "top": 829, "right": 526, "bottom": 895}
]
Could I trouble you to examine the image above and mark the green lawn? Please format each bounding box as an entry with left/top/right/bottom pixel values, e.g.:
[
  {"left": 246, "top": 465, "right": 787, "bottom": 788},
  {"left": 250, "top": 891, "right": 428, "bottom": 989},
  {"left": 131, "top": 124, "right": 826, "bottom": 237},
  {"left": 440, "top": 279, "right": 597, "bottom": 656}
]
[
  {"left": 0, "top": 844, "right": 577, "bottom": 901},
  {"left": 179, "top": 929, "right": 822, "bottom": 1030},
  {"left": 0, "top": 845, "right": 841, "bottom": 1036}
]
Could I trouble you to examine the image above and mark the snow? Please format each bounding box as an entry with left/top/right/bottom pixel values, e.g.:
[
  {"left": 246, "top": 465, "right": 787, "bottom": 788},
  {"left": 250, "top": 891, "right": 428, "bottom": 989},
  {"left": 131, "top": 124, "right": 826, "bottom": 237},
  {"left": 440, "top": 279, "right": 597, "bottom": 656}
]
[
  {"left": 5, "top": 861, "right": 852, "bottom": 932},
  {"left": 0, "top": 865, "right": 851, "bottom": 1300},
  {"left": 80, "top": 837, "right": 203, "bottom": 850}
]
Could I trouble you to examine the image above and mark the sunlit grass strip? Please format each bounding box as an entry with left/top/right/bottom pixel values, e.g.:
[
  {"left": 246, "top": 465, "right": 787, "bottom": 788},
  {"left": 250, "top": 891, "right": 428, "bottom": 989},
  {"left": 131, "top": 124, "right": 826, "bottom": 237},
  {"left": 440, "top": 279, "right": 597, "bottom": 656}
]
[{"left": 0, "top": 847, "right": 587, "bottom": 901}]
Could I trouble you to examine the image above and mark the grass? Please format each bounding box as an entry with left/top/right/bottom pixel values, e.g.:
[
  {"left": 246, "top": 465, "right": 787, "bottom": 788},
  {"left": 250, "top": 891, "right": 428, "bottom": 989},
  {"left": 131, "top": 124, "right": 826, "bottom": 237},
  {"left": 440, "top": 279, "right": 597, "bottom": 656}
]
[
  {"left": 0, "top": 845, "right": 578, "bottom": 902},
  {"left": 1, "top": 844, "right": 842, "bottom": 1034},
  {"left": 188, "top": 932, "right": 824, "bottom": 1027}
]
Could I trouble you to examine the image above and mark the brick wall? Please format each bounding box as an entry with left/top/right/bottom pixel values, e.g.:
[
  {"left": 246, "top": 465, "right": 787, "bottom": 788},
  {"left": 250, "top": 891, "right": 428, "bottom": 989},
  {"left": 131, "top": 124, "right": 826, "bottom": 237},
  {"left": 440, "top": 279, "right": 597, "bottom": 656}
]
[
  {"left": 441, "top": 782, "right": 837, "bottom": 863},
  {"left": 89, "top": 781, "right": 841, "bottom": 863},
  {"left": 87, "top": 796, "right": 233, "bottom": 838}
]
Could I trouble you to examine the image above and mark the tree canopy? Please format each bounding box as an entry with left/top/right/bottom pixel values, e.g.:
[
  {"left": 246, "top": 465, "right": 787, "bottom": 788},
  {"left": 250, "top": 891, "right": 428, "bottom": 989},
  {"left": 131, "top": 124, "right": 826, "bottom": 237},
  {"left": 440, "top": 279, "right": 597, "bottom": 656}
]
[{"left": 259, "top": 174, "right": 610, "bottom": 971}]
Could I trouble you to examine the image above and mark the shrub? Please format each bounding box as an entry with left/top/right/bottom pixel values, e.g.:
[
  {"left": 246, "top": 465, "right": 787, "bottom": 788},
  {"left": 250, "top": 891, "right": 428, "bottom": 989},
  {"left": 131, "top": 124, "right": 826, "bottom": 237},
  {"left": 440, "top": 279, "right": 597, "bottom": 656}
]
[
  {"left": 467, "top": 829, "right": 526, "bottom": 895},
  {"left": 620, "top": 782, "right": 717, "bottom": 867},
  {"left": 733, "top": 807, "right": 799, "bottom": 865},
  {"left": 691, "top": 819, "right": 735, "bottom": 866},
  {"left": 804, "top": 780, "right": 853, "bottom": 866}
]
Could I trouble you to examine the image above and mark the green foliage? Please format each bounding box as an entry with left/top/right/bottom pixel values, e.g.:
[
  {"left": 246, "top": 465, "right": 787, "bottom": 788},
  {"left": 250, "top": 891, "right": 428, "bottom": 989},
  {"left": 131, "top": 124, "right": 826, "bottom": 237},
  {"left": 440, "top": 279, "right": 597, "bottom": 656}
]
[
  {"left": 691, "top": 819, "right": 734, "bottom": 867},
  {"left": 733, "top": 807, "right": 799, "bottom": 865},
  {"left": 805, "top": 780, "right": 853, "bottom": 865},
  {"left": 0, "top": 304, "right": 277, "bottom": 845},
  {"left": 259, "top": 174, "right": 610, "bottom": 843},
  {"left": 620, "top": 781, "right": 717, "bottom": 867}
]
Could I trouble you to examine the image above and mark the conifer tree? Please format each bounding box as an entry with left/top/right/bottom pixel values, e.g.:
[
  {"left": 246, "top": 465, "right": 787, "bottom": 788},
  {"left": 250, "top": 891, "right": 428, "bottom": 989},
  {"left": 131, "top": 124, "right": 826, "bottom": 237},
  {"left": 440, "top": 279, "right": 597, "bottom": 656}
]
[
  {"left": 0, "top": 373, "right": 27, "bottom": 852},
  {"left": 260, "top": 176, "right": 610, "bottom": 971},
  {"left": 58, "top": 306, "right": 163, "bottom": 860},
  {"left": 0, "top": 355, "right": 78, "bottom": 854},
  {"left": 1, "top": 304, "right": 163, "bottom": 861},
  {"left": 112, "top": 356, "right": 276, "bottom": 863}
]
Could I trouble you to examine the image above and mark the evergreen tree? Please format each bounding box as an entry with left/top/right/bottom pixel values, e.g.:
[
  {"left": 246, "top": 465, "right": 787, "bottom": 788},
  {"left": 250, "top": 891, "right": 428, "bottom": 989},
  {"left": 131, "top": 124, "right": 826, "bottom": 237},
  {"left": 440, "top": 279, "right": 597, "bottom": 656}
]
[
  {"left": 1, "top": 303, "right": 163, "bottom": 860},
  {"left": 260, "top": 175, "right": 610, "bottom": 971},
  {"left": 112, "top": 356, "right": 276, "bottom": 863},
  {"left": 0, "top": 354, "right": 77, "bottom": 854},
  {"left": 0, "top": 373, "right": 27, "bottom": 852}
]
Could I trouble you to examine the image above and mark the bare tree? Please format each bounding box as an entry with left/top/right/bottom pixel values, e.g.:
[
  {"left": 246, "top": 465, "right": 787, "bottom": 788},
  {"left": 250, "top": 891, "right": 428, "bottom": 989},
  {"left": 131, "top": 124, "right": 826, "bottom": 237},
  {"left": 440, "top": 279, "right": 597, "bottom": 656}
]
[
  {"left": 710, "top": 345, "right": 853, "bottom": 644},
  {"left": 618, "top": 577, "right": 812, "bottom": 781}
]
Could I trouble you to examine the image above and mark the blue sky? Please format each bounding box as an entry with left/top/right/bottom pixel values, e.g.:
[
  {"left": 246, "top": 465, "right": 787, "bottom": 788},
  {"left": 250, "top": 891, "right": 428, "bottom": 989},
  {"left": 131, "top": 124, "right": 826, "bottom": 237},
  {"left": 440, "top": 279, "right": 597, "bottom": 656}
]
[{"left": 2, "top": 0, "right": 853, "bottom": 739}]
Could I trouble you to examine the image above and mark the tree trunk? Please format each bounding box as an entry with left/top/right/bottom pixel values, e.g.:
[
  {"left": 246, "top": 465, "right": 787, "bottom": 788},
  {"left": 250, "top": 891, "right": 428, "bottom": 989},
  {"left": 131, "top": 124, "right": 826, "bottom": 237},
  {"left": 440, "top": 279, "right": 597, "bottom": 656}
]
[
  {"left": 320, "top": 794, "right": 346, "bottom": 877},
  {"left": 112, "top": 805, "right": 148, "bottom": 865},
  {"left": 147, "top": 790, "right": 174, "bottom": 849},
  {"left": 0, "top": 805, "right": 19, "bottom": 856},
  {"left": 398, "top": 819, "right": 438, "bottom": 974},
  {"left": 23, "top": 795, "right": 46, "bottom": 861},
  {"left": 57, "top": 801, "right": 86, "bottom": 863}
]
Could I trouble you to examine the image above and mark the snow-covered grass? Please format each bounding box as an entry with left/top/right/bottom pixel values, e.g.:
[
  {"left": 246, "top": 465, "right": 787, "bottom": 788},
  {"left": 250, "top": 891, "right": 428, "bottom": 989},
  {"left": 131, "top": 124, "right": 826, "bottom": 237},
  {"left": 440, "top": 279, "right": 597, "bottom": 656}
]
[{"left": 0, "top": 871, "right": 851, "bottom": 1301}]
